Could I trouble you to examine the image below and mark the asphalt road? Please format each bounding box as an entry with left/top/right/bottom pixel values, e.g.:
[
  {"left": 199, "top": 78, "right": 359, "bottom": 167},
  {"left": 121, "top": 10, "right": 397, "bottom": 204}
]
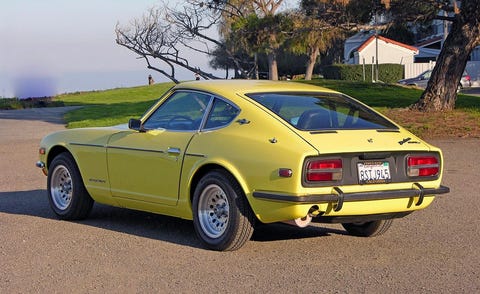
[{"left": 1, "top": 107, "right": 479, "bottom": 293}]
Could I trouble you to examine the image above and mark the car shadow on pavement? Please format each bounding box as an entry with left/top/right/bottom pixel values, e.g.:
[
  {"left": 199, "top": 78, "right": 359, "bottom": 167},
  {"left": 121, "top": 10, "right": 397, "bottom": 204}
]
[
  {"left": 252, "top": 223, "right": 346, "bottom": 242},
  {"left": 0, "top": 189, "right": 346, "bottom": 249},
  {"left": 0, "top": 190, "right": 53, "bottom": 218},
  {"left": 0, "top": 189, "right": 202, "bottom": 249}
]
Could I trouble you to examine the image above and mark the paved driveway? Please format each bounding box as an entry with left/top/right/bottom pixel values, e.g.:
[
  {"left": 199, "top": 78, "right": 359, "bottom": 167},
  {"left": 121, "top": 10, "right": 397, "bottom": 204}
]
[{"left": 1, "top": 107, "right": 479, "bottom": 293}]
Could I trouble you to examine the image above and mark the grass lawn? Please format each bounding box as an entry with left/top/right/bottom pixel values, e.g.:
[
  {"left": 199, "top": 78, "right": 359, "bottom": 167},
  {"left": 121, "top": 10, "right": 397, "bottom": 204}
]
[
  {"left": 306, "top": 80, "right": 480, "bottom": 138},
  {"left": 56, "top": 83, "right": 175, "bottom": 128},
  {"left": 12, "top": 79, "right": 480, "bottom": 139}
]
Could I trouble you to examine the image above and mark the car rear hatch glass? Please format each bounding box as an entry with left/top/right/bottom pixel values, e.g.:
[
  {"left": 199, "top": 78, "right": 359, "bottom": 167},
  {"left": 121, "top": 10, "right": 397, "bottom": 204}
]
[
  {"left": 246, "top": 91, "right": 398, "bottom": 132},
  {"left": 246, "top": 91, "right": 431, "bottom": 151}
]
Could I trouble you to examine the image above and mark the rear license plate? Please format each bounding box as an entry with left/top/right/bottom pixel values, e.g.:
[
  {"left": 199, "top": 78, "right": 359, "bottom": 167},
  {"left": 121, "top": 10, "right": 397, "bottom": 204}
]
[{"left": 357, "top": 161, "right": 391, "bottom": 184}]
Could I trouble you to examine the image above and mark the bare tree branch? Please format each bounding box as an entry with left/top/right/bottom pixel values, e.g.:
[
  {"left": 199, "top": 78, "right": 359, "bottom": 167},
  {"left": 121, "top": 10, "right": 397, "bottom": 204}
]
[{"left": 116, "top": 3, "right": 228, "bottom": 83}]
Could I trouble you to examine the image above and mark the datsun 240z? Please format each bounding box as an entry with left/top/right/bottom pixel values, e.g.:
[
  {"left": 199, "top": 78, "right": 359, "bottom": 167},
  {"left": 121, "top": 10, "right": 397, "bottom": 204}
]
[{"left": 37, "top": 80, "right": 449, "bottom": 251}]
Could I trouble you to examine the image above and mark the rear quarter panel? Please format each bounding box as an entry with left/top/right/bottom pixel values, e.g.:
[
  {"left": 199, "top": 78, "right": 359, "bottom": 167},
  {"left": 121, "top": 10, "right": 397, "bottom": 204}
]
[{"left": 180, "top": 99, "right": 319, "bottom": 220}]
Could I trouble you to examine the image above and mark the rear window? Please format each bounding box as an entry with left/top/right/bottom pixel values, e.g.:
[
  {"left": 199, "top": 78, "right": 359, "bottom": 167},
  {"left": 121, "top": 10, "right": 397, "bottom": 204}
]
[{"left": 246, "top": 92, "right": 398, "bottom": 131}]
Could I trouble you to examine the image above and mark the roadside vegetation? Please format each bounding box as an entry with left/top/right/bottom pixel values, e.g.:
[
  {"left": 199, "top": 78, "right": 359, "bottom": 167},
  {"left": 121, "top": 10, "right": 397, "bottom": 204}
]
[
  {"left": 0, "top": 97, "right": 65, "bottom": 110},
  {"left": 305, "top": 80, "right": 480, "bottom": 139},
  {"left": 2, "top": 80, "right": 478, "bottom": 139}
]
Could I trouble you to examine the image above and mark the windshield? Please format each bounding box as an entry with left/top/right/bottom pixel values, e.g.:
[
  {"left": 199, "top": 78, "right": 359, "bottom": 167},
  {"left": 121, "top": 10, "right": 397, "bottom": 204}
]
[{"left": 246, "top": 92, "right": 398, "bottom": 131}]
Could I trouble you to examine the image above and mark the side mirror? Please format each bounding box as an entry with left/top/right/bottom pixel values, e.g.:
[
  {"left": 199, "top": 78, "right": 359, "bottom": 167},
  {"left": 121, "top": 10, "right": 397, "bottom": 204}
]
[{"left": 128, "top": 118, "right": 144, "bottom": 132}]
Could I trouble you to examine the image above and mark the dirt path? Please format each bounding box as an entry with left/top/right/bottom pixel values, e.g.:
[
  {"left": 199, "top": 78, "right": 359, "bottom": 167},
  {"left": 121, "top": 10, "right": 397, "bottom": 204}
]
[{"left": 1, "top": 107, "right": 479, "bottom": 293}]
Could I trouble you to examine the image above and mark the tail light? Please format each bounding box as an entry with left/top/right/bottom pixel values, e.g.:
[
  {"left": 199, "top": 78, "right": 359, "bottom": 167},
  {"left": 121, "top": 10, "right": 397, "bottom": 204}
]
[
  {"left": 407, "top": 155, "right": 439, "bottom": 177},
  {"left": 464, "top": 75, "right": 471, "bottom": 81},
  {"left": 306, "top": 159, "right": 342, "bottom": 182}
]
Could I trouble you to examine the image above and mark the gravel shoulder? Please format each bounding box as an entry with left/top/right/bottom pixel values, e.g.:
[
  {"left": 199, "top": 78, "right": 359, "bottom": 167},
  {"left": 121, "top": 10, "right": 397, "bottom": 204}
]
[{"left": 1, "top": 107, "right": 479, "bottom": 293}]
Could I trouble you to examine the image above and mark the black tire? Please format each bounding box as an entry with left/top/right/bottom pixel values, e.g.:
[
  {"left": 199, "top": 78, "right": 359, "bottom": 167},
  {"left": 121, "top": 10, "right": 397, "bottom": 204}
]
[
  {"left": 342, "top": 219, "right": 393, "bottom": 237},
  {"left": 192, "top": 170, "right": 255, "bottom": 251},
  {"left": 47, "top": 152, "right": 94, "bottom": 220}
]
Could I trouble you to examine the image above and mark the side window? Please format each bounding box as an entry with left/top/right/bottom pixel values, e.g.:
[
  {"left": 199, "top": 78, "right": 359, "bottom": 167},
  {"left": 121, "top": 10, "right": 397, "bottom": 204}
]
[
  {"left": 205, "top": 99, "right": 239, "bottom": 129},
  {"left": 143, "top": 91, "right": 211, "bottom": 131}
]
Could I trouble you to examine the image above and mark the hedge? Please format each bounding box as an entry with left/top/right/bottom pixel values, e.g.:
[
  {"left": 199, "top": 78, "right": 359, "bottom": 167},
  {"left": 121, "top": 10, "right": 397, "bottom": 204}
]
[{"left": 322, "top": 63, "right": 404, "bottom": 84}]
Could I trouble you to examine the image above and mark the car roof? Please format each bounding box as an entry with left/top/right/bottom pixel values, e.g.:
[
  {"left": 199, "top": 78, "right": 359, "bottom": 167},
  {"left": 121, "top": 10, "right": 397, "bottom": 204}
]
[{"left": 172, "top": 79, "right": 338, "bottom": 97}]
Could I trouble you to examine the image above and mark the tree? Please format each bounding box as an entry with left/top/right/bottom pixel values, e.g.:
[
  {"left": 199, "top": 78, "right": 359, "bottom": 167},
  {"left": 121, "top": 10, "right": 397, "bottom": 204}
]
[
  {"left": 214, "top": 0, "right": 387, "bottom": 80},
  {"left": 234, "top": 0, "right": 286, "bottom": 80},
  {"left": 289, "top": 0, "right": 362, "bottom": 80},
  {"left": 233, "top": 12, "right": 293, "bottom": 80},
  {"left": 116, "top": 1, "right": 254, "bottom": 83},
  {"left": 210, "top": 0, "right": 257, "bottom": 78},
  {"left": 382, "top": 24, "right": 416, "bottom": 45},
  {"left": 410, "top": 1, "right": 480, "bottom": 111},
  {"left": 208, "top": 0, "right": 290, "bottom": 80},
  {"left": 287, "top": 12, "right": 341, "bottom": 80},
  {"left": 117, "top": 0, "right": 290, "bottom": 82},
  {"left": 289, "top": 0, "right": 386, "bottom": 80}
]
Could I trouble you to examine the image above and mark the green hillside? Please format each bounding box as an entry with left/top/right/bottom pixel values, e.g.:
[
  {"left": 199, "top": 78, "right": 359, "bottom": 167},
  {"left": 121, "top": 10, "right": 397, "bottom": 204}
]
[{"left": 57, "top": 83, "right": 174, "bottom": 128}]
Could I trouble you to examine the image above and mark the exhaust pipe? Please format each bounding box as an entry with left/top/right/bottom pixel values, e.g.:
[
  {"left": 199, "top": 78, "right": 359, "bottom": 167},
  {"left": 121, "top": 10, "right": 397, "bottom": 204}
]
[
  {"left": 282, "top": 206, "right": 321, "bottom": 228},
  {"left": 283, "top": 214, "right": 312, "bottom": 228}
]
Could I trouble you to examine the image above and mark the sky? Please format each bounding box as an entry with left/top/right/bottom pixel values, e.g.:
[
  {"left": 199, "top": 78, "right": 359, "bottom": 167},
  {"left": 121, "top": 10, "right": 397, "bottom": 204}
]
[{"left": 0, "top": 0, "right": 213, "bottom": 98}]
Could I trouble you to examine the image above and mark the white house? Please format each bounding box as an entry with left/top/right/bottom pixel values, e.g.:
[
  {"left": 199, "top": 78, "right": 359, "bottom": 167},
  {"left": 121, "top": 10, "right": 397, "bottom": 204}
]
[
  {"left": 344, "top": 30, "right": 375, "bottom": 63},
  {"left": 346, "top": 35, "right": 418, "bottom": 65}
]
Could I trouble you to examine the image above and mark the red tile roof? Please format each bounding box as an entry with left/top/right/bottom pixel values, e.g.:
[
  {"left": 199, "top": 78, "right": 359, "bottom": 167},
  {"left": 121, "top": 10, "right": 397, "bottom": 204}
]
[{"left": 356, "top": 35, "right": 418, "bottom": 53}]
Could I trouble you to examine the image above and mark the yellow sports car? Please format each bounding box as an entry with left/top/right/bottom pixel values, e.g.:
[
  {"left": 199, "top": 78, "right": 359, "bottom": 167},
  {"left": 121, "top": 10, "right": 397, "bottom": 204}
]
[{"left": 36, "top": 80, "right": 449, "bottom": 251}]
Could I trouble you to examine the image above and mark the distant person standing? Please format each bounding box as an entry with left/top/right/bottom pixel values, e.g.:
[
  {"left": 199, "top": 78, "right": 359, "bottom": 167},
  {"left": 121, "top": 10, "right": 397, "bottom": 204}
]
[
  {"left": 195, "top": 73, "right": 200, "bottom": 80},
  {"left": 148, "top": 74, "right": 154, "bottom": 85}
]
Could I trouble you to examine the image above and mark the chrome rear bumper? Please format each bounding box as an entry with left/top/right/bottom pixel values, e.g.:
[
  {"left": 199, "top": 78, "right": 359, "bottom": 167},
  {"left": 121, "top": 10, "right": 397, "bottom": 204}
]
[{"left": 253, "top": 185, "right": 450, "bottom": 212}]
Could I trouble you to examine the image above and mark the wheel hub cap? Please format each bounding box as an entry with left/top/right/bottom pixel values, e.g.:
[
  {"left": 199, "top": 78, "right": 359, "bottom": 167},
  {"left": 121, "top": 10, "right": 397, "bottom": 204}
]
[
  {"left": 198, "top": 184, "right": 229, "bottom": 239},
  {"left": 50, "top": 165, "right": 73, "bottom": 210}
]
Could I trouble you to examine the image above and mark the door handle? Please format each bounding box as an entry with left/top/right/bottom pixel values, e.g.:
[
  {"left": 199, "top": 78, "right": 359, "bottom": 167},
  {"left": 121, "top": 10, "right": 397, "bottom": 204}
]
[{"left": 167, "top": 147, "right": 181, "bottom": 156}]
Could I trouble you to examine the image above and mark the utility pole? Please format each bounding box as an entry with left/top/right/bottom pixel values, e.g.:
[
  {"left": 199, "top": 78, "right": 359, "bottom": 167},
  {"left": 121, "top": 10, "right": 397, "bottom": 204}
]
[
  {"left": 375, "top": 31, "right": 379, "bottom": 82},
  {"left": 373, "top": 4, "right": 379, "bottom": 82}
]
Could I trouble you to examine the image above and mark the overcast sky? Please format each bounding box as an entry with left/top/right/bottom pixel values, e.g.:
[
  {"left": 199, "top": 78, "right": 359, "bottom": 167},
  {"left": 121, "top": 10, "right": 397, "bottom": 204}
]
[{"left": 0, "top": 0, "right": 211, "bottom": 98}]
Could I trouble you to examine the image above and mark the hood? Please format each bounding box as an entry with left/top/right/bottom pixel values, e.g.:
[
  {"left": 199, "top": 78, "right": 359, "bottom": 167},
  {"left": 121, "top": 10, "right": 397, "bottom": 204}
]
[{"left": 111, "top": 123, "right": 129, "bottom": 130}]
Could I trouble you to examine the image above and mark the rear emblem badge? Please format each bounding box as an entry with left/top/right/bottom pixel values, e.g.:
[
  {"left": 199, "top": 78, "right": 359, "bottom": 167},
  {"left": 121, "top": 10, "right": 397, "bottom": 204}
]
[{"left": 398, "top": 137, "right": 412, "bottom": 145}]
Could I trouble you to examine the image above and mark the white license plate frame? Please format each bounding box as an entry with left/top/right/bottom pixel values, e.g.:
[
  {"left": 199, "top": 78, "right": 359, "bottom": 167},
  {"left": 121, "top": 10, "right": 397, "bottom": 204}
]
[{"left": 357, "top": 161, "right": 392, "bottom": 184}]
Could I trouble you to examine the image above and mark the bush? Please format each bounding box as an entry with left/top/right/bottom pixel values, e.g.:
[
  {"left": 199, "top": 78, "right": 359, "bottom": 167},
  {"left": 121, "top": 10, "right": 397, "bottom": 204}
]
[
  {"left": 322, "top": 63, "right": 404, "bottom": 83},
  {"left": 0, "top": 97, "right": 64, "bottom": 110},
  {"left": 0, "top": 98, "right": 23, "bottom": 110}
]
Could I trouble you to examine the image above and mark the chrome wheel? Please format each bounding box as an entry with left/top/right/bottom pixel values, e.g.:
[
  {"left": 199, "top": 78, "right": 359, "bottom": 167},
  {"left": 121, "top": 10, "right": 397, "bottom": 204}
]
[
  {"left": 47, "top": 152, "right": 93, "bottom": 220},
  {"left": 193, "top": 170, "right": 255, "bottom": 251},
  {"left": 197, "top": 184, "right": 230, "bottom": 239},
  {"left": 50, "top": 164, "right": 73, "bottom": 210}
]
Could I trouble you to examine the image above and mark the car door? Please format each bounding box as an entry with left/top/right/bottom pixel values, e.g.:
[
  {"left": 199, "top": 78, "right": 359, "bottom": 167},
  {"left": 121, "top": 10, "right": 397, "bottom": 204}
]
[{"left": 106, "top": 91, "right": 211, "bottom": 206}]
